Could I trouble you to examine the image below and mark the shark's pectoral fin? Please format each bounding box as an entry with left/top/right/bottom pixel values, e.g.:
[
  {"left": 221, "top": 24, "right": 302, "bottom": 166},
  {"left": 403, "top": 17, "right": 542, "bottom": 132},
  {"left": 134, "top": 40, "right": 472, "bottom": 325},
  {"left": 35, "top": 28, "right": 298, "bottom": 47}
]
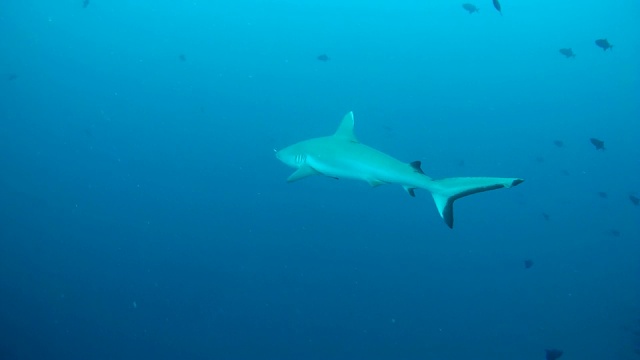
[{"left": 287, "top": 165, "right": 320, "bottom": 182}]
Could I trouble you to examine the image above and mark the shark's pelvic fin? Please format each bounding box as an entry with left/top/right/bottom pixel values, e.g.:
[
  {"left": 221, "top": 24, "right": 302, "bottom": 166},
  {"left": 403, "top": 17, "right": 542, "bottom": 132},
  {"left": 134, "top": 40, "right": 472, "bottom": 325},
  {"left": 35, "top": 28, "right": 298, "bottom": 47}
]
[
  {"left": 287, "top": 165, "right": 320, "bottom": 182},
  {"left": 367, "top": 178, "right": 387, "bottom": 187},
  {"left": 431, "top": 177, "right": 524, "bottom": 228},
  {"left": 333, "top": 112, "right": 358, "bottom": 142}
]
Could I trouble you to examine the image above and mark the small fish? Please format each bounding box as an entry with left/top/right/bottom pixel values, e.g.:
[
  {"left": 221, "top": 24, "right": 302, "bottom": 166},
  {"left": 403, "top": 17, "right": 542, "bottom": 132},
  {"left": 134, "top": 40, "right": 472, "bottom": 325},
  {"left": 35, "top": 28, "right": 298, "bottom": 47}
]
[
  {"left": 590, "top": 138, "right": 605, "bottom": 150},
  {"left": 630, "top": 195, "right": 639, "bottom": 206},
  {"left": 492, "top": 0, "right": 502, "bottom": 15},
  {"left": 82, "top": 0, "right": 89, "bottom": 8},
  {"left": 524, "top": 259, "right": 534, "bottom": 269},
  {"left": 6, "top": 74, "right": 17, "bottom": 81},
  {"left": 317, "top": 54, "right": 330, "bottom": 62},
  {"left": 608, "top": 229, "right": 621, "bottom": 237},
  {"left": 561, "top": 169, "right": 570, "bottom": 176},
  {"left": 597, "top": 191, "right": 608, "bottom": 198},
  {"left": 553, "top": 140, "right": 564, "bottom": 148},
  {"left": 595, "top": 39, "right": 613, "bottom": 51},
  {"left": 542, "top": 213, "right": 550, "bottom": 221},
  {"left": 545, "top": 349, "right": 563, "bottom": 360},
  {"left": 559, "top": 48, "right": 575, "bottom": 58},
  {"left": 462, "top": 3, "right": 479, "bottom": 14},
  {"left": 179, "top": 54, "right": 186, "bottom": 62}
]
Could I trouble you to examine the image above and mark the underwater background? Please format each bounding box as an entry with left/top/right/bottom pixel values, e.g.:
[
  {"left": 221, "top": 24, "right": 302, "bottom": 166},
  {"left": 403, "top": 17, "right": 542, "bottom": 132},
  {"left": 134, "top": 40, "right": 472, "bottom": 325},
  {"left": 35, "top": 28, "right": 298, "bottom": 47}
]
[{"left": 1, "top": 0, "right": 639, "bottom": 359}]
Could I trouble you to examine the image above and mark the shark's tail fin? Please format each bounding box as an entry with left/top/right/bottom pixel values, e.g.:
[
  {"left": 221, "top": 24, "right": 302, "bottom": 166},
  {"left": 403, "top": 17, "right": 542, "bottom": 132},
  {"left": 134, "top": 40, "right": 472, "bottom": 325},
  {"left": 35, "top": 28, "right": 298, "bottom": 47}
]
[{"left": 429, "top": 177, "right": 524, "bottom": 228}]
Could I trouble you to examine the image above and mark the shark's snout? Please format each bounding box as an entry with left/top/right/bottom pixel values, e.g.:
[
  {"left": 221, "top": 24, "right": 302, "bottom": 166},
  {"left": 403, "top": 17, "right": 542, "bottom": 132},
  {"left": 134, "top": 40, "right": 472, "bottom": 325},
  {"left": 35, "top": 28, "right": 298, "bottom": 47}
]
[
  {"left": 274, "top": 146, "right": 291, "bottom": 165},
  {"left": 274, "top": 145, "right": 307, "bottom": 169}
]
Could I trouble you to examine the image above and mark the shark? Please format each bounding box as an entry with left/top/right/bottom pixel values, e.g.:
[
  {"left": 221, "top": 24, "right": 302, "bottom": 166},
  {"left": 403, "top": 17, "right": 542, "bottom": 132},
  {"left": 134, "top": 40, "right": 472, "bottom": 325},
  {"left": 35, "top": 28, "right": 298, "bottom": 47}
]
[{"left": 275, "top": 112, "right": 524, "bottom": 228}]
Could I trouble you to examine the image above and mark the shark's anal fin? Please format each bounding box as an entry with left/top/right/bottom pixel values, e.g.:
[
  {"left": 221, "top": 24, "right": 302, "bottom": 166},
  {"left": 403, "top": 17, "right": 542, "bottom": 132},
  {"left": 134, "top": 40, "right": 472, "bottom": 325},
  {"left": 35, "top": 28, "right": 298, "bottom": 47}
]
[
  {"left": 287, "top": 165, "right": 320, "bottom": 182},
  {"left": 403, "top": 186, "right": 416, "bottom": 197}
]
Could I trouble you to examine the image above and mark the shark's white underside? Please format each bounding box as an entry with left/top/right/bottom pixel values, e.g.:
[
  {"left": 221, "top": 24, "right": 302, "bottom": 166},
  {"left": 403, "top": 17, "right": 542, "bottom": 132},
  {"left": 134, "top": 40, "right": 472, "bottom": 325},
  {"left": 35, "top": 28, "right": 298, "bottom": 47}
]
[{"left": 276, "top": 112, "right": 523, "bottom": 228}]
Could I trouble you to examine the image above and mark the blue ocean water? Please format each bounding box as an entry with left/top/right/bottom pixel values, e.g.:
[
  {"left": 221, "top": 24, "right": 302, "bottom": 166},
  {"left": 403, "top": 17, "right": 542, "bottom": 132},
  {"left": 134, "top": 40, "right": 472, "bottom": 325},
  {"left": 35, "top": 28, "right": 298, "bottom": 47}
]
[{"left": 1, "top": 0, "right": 639, "bottom": 359}]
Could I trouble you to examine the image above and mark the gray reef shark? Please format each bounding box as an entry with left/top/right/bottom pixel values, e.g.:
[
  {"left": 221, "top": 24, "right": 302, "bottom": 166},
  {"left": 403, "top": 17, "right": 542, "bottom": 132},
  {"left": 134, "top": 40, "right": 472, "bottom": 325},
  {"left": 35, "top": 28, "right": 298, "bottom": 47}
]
[{"left": 276, "top": 112, "right": 524, "bottom": 228}]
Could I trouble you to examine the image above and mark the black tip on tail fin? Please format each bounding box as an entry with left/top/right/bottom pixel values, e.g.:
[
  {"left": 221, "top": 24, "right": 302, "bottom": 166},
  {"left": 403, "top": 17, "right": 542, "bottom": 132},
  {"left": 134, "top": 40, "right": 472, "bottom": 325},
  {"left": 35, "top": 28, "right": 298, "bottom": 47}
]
[{"left": 442, "top": 200, "right": 454, "bottom": 228}]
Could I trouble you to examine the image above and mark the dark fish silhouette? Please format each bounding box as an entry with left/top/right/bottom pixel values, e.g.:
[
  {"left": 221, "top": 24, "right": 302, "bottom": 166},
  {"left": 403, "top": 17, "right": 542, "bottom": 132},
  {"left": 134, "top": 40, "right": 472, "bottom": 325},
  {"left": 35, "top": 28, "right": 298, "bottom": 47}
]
[
  {"left": 83, "top": 0, "right": 89, "bottom": 8},
  {"left": 6, "top": 74, "right": 17, "bottom": 81},
  {"left": 630, "top": 195, "right": 639, "bottom": 206},
  {"left": 462, "top": 3, "right": 479, "bottom": 13},
  {"left": 179, "top": 54, "right": 186, "bottom": 62},
  {"left": 317, "top": 54, "right": 329, "bottom": 62},
  {"left": 559, "top": 48, "right": 575, "bottom": 58},
  {"left": 545, "top": 349, "right": 563, "bottom": 360},
  {"left": 492, "top": 0, "right": 502, "bottom": 14},
  {"left": 595, "top": 39, "right": 613, "bottom": 51},
  {"left": 608, "top": 229, "right": 621, "bottom": 237},
  {"left": 524, "top": 259, "right": 534, "bottom": 269},
  {"left": 561, "top": 169, "right": 570, "bottom": 176},
  {"left": 542, "top": 213, "right": 550, "bottom": 221},
  {"left": 553, "top": 140, "right": 564, "bottom": 148},
  {"left": 597, "top": 191, "right": 608, "bottom": 198},
  {"left": 535, "top": 156, "right": 545, "bottom": 163},
  {"left": 590, "top": 138, "right": 605, "bottom": 150}
]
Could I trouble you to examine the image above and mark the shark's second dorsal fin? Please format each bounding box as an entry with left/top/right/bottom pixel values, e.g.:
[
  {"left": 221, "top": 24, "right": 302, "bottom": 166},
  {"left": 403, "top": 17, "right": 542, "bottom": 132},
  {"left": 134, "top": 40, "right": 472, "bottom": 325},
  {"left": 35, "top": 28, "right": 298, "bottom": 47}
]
[
  {"left": 410, "top": 161, "right": 424, "bottom": 174},
  {"left": 333, "top": 112, "right": 358, "bottom": 142}
]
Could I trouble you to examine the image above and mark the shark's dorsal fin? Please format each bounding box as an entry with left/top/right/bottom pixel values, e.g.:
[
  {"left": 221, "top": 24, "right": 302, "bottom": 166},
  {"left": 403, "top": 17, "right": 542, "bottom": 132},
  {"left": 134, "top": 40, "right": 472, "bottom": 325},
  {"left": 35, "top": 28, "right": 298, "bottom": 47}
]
[{"left": 333, "top": 112, "right": 358, "bottom": 142}]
